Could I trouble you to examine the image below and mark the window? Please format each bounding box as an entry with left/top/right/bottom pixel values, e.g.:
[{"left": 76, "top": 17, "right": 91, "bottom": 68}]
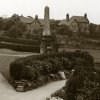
[{"left": 72, "top": 25, "right": 77, "bottom": 28}]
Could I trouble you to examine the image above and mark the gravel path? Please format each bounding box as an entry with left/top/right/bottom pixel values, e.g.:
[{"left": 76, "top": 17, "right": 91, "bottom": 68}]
[{"left": 0, "top": 73, "right": 66, "bottom": 100}]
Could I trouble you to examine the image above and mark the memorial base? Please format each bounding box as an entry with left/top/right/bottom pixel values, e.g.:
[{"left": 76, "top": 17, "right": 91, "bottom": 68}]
[{"left": 40, "top": 35, "right": 58, "bottom": 54}]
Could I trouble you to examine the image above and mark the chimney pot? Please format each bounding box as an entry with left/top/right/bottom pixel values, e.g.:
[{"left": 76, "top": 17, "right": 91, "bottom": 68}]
[
  {"left": 84, "top": 13, "right": 87, "bottom": 18},
  {"left": 66, "top": 13, "right": 69, "bottom": 21}
]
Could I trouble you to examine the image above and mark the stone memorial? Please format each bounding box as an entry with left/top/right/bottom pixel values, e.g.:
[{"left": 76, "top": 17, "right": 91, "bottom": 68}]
[
  {"left": 40, "top": 6, "right": 59, "bottom": 54},
  {"left": 43, "top": 6, "right": 50, "bottom": 36},
  {"left": 41, "top": 6, "right": 52, "bottom": 54}
]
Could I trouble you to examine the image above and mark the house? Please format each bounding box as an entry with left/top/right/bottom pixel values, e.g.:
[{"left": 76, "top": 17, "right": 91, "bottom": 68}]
[
  {"left": 20, "top": 15, "right": 59, "bottom": 35},
  {"left": 59, "top": 13, "right": 90, "bottom": 35},
  {"left": 20, "top": 15, "right": 44, "bottom": 33}
]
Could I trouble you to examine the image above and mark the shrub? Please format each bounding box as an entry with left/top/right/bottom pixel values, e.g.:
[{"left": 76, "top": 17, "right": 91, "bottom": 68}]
[
  {"left": 10, "top": 51, "right": 94, "bottom": 92},
  {"left": 0, "top": 36, "right": 40, "bottom": 45},
  {"left": 10, "top": 51, "right": 94, "bottom": 80},
  {"left": 0, "top": 42, "right": 40, "bottom": 52},
  {"left": 65, "top": 64, "right": 100, "bottom": 100}
]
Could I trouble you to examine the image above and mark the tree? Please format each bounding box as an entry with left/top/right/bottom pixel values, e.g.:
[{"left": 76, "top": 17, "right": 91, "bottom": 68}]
[
  {"left": 57, "top": 25, "right": 73, "bottom": 37},
  {"left": 0, "top": 17, "right": 4, "bottom": 31},
  {"left": 6, "top": 20, "right": 27, "bottom": 38},
  {"left": 3, "top": 14, "right": 27, "bottom": 38},
  {"left": 3, "top": 14, "right": 20, "bottom": 30},
  {"left": 65, "top": 65, "right": 100, "bottom": 100},
  {"left": 89, "top": 23, "right": 100, "bottom": 38},
  {"left": 32, "top": 28, "right": 43, "bottom": 40}
]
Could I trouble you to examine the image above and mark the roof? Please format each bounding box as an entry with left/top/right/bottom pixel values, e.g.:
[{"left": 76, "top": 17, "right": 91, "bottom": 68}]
[
  {"left": 59, "top": 16, "right": 89, "bottom": 26},
  {"left": 20, "top": 16, "right": 34, "bottom": 24},
  {"left": 20, "top": 16, "right": 44, "bottom": 25},
  {"left": 37, "top": 19, "right": 44, "bottom": 25}
]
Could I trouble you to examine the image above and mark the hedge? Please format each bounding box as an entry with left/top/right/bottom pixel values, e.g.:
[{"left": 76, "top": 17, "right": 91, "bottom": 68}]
[
  {"left": 0, "top": 42, "right": 40, "bottom": 52},
  {"left": 10, "top": 51, "right": 94, "bottom": 81},
  {"left": 0, "top": 36, "right": 40, "bottom": 46}
]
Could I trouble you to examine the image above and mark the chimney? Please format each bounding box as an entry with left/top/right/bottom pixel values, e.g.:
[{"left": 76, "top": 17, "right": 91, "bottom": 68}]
[
  {"left": 35, "top": 15, "right": 38, "bottom": 20},
  {"left": 84, "top": 13, "right": 87, "bottom": 18},
  {"left": 66, "top": 13, "right": 69, "bottom": 21}
]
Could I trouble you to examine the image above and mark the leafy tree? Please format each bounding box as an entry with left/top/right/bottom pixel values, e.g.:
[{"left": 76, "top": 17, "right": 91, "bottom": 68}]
[
  {"left": 57, "top": 25, "right": 73, "bottom": 37},
  {"left": 3, "top": 19, "right": 13, "bottom": 31},
  {"left": 65, "top": 64, "right": 100, "bottom": 100},
  {"left": 89, "top": 23, "right": 100, "bottom": 39},
  {"left": 6, "top": 20, "right": 27, "bottom": 38},
  {"left": 32, "top": 28, "right": 43, "bottom": 40},
  {"left": 3, "top": 14, "right": 27, "bottom": 38},
  {"left": 0, "top": 17, "right": 4, "bottom": 31},
  {"left": 3, "top": 14, "right": 20, "bottom": 30}
]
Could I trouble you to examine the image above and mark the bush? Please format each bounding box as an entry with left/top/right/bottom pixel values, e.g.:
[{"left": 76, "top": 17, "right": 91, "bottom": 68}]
[
  {"left": 51, "top": 65, "right": 97, "bottom": 100},
  {"left": 10, "top": 51, "right": 94, "bottom": 92},
  {"left": 0, "top": 42, "right": 40, "bottom": 52},
  {"left": 65, "top": 64, "right": 100, "bottom": 100},
  {"left": 0, "top": 36, "right": 40, "bottom": 45},
  {"left": 10, "top": 51, "right": 94, "bottom": 80}
]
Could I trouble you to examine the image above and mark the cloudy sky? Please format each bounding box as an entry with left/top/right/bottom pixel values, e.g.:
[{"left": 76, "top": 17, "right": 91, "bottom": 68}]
[{"left": 0, "top": 0, "right": 100, "bottom": 24}]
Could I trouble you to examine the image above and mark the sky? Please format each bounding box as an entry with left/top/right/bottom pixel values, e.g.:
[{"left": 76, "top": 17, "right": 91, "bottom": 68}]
[{"left": 0, "top": 0, "right": 100, "bottom": 24}]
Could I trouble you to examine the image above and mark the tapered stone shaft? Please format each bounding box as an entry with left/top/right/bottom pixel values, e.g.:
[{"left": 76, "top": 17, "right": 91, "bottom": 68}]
[{"left": 43, "top": 6, "right": 50, "bottom": 36}]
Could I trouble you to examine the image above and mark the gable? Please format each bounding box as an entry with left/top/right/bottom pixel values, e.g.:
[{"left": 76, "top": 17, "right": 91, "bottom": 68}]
[
  {"left": 32, "top": 19, "right": 41, "bottom": 25},
  {"left": 69, "top": 20, "right": 79, "bottom": 32},
  {"left": 70, "top": 19, "right": 78, "bottom": 27},
  {"left": 72, "top": 16, "right": 89, "bottom": 23},
  {"left": 20, "top": 16, "right": 34, "bottom": 24},
  {"left": 59, "top": 16, "right": 89, "bottom": 26},
  {"left": 20, "top": 16, "right": 44, "bottom": 25}
]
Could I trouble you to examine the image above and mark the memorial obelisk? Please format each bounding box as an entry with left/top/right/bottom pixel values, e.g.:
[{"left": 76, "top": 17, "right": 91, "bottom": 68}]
[
  {"left": 43, "top": 6, "right": 50, "bottom": 36},
  {"left": 40, "top": 6, "right": 52, "bottom": 54}
]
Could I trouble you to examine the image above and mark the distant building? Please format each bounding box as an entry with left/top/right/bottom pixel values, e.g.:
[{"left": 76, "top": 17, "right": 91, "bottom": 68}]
[
  {"left": 20, "top": 15, "right": 44, "bottom": 33},
  {"left": 20, "top": 15, "right": 59, "bottom": 34},
  {"left": 59, "top": 13, "right": 90, "bottom": 35}
]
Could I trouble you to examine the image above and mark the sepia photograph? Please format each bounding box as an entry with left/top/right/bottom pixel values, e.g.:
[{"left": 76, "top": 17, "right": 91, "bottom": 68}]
[{"left": 0, "top": 0, "right": 100, "bottom": 100}]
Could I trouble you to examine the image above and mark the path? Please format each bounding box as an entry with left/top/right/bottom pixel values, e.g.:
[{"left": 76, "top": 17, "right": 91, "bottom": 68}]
[{"left": 0, "top": 73, "right": 66, "bottom": 100}]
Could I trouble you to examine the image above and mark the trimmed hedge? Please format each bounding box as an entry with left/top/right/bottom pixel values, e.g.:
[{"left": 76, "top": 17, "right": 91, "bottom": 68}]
[
  {"left": 0, "top": 42, "right": 40, "bottom": 52},
  {"left": 0, "top": 36, "right": 40, "bottom": 46},
  {"left": 10, "top": 51, "right": 94, "bottom": 81}
]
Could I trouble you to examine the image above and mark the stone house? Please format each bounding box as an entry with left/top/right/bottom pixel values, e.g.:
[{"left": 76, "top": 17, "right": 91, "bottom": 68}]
[
  {"left": 20, "top": 15, "right": 58, "bottom": 35},
  {"left": 20, "top": 15, "right": 44, "bottom": 34},
  {"left": 59, "top": 13, "right": 90, "bottom": 35}
]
